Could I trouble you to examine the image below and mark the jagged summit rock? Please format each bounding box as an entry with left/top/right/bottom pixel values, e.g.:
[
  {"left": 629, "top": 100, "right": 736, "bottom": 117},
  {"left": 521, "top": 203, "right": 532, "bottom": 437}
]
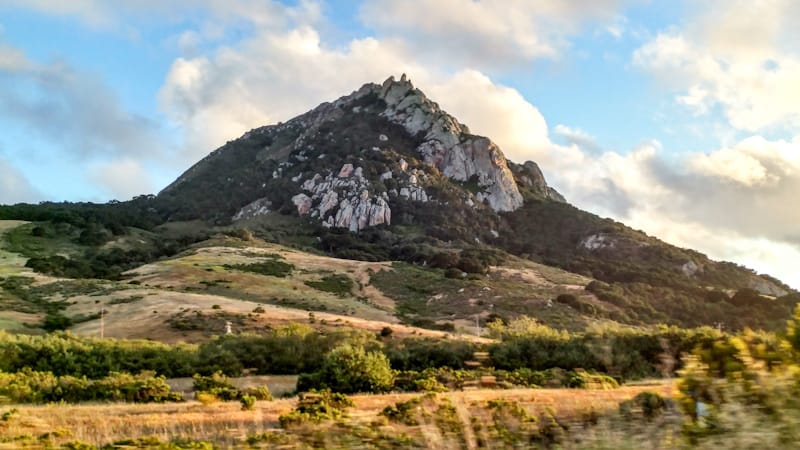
[
  {"left": 376, "top": 75, "right": 523, "bottom": 212},
  {"left": 159, "top": 75, "right": 558, "bottom": 232}
]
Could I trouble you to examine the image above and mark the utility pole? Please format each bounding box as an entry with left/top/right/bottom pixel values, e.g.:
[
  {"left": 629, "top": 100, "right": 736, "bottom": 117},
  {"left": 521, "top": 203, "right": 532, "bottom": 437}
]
[{"left": 100, "top": 308, "right": 105, "bottom": 339}]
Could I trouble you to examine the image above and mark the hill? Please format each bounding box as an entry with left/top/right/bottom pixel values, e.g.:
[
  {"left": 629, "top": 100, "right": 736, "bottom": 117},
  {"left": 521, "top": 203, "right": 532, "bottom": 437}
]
[{"left": 0, "top": 75, "right": 797, "bottom": 336}]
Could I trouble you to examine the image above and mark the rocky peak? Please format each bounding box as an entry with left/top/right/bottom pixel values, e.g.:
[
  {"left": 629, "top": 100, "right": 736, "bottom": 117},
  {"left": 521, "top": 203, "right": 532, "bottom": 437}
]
[
  {"left": 510, "top": 161, "right": 566, "bottom": 203},
  {"left": 374, "top": 75, "right": 524, "bottom": 212},
  {"left": 165, "top": 75, "right": 551, "bottom": 232}
]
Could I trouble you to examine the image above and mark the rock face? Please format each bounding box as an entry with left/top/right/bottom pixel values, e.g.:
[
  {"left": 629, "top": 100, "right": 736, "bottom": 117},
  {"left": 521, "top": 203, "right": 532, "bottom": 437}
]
[
  {"left": 295, "top": 163, "right": 393, "bottom": 232},
  {"left": 510, "top": 161, "right": 566, "bottom": 202},
  {"left": 232, "top": 198, "right": 272, "bottom": 221},
  {"left": 378, "top": 75, "right": 524, "bottom": 212}
]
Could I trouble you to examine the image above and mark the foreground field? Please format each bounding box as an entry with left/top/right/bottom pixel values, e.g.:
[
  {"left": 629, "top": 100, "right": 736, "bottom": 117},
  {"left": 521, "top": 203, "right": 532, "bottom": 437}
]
[{"left": 0, "top": 384, "right": 672, "bottom": 449}]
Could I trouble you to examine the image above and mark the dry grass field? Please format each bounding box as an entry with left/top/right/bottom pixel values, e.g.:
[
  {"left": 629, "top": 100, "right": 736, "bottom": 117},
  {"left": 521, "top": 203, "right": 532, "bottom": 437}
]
[{"left": 0, "top": 384, "right": 674, "bottom": 449}]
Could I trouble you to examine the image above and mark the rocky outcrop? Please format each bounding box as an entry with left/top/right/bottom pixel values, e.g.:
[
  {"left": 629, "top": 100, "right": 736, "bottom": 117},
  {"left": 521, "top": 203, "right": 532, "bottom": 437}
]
[
  {"left": 511, "top": 161, "right": 566, "bottom": 203},
  {"left": 223, "top": 75, "right": 548, "bottom": 232},
  {"left": 232, "top": 198, "right": 272, "bottom": 221},
  {"left": 580, "top": 234, "right": 616, "bottom": 251},
  {"left": 292, "top": 194, "right": 312, "bottom": 216},
  {"left": 295, "top": 164, "right": 394, "bottom": 232},
  {"left": 377, "top": 75, "right": 524, "bottom": 212}
]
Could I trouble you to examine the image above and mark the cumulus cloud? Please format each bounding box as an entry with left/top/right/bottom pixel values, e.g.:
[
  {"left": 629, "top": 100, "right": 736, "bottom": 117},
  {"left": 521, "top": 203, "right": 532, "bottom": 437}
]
[
  {"left": 544, "top": 130, "right": 800, "bottom": 287},
  {"left": 87, "top": 159, "right": 157, "bottom": 200},
  {"left": 0, "top": 158, "right": 40, "bottom": 204},
  {"left": 360, "top": 0, "right": 625, "bottom": 68},
  {"left": 422, "top": 70, "right": 551, "bottom": 163},
  {"left": 159, "top": 28, "right": 428, "bottom": 163},
  {"left": 0, "top": 49, "right": 165, "bottom": 160},
  {"left": 633, "top": 0, "right": 800, "bottom": 131},
  {"left": 158, "top": 25, "right": 564, "bottom": 169},
  {"left": 0, "top": 0, "right": 322, "bottom": 31}
]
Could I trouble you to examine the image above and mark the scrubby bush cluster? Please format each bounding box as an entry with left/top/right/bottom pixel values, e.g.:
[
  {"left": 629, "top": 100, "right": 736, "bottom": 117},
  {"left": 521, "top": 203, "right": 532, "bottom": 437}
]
[
  {"left": 192, "top": 371, "right": 272, "bottom": 403},
  {"left": 0, "top": 369, "right": 181, "bottom": 403},
  {"left": 279, "top": 389, "right": 354, "bottom": 427}
]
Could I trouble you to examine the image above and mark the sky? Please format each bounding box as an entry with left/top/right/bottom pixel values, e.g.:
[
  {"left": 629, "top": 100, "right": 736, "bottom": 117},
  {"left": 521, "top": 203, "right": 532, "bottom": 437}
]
[{"left": 0, "top": 0, "right": 799, "bottom": 288}]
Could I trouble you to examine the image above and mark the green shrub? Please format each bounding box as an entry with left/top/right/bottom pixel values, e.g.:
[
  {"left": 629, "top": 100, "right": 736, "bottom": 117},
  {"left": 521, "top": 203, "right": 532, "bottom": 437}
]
[
  {"left": 299, "top": 344, "right": 394, "bottom": 394},
  {"left": 224, "top": 260, "right": 294, "bottom": 278},
  {"left": 42, "top": 313, "right": 73, "bottom": 332},
  {"left": 192, "top": 371, "right": 239, "bottom": 401},
  {"left": 304, "top": 274, "right": 354, "bottom": 297},
  {"left": 279, "top": 390, "right": 353, "bottom": 427},
  {"left": 381, "top": 396, "right": 425, "bottom": 425},
  {"left": 240, "top": 394, "right": 256, "bottom": 411},
  {"left": 619, "top": 391, "right": 669, "bottom": 420},
  {"left": 0, "top": 369, "right": 181, "bottom": 403},
  {"left": 245, "top": 386, "right": 273, "bottom": 401}
]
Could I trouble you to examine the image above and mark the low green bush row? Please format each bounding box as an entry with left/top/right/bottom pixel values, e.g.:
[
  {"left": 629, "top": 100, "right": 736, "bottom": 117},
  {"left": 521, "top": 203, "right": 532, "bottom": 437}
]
[{"left": 0, "top": 370, "right": 181, "bottom": 404}]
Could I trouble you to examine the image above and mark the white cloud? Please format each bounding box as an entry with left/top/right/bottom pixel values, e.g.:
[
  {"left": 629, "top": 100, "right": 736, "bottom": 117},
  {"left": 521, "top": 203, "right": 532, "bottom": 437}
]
[
  {"left": 158, "top": 25, "right": 561, "bottom": 169},
  {"left": 633, "top": 0, "right": 800, "bottom": 131},
  {"left": 87, "top": 159, "right": 156, "bottom": 201},
  {"left": 0, "top": 45, "right": 165, "bottom": 160},
  {"left": 0, "top": 0, "right": 323, "bottom": 30},
  {"left": 423, "top": 70, "right": 551, "bottom": 164},
  {"left": 360, "top": 0, "right": 626, "bottom": 67},
  {"left": 0, "top": 158, "right": 40, "bottom": 204},
  {"left": 688, "top": 136, "right": 800, "bottom": 187},
  {"left": 159, "top": 28, "right": 426, "bottom": 164},
  {"left": 543, "top": 129, "right": 800, "bottom": 288}
]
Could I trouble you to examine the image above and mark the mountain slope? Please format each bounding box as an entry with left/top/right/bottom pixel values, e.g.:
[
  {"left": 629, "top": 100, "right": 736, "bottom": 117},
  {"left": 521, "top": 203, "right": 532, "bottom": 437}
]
[{"left": 1, "top": 76, "right": 796, "bottom": 333}]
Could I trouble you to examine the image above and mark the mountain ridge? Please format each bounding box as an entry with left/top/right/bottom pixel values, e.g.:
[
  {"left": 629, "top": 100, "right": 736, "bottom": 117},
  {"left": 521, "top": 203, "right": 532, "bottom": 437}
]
[
  {"left": 161, "top": 74, "right": 548, "bottom": 232},
  {"left": 1, "top": 75, "right": 796, "bottom": 334}
]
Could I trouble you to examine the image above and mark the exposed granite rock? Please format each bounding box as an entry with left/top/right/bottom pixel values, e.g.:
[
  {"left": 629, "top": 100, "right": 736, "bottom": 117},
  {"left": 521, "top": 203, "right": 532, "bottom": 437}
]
[
  {"left": 338, "top": 163, "right": 354, "bottom": 178},
  {"left": 511, "top": 160, "right": 566, "bottom": 203},
  {"left": 214, "top": 75, "right": 549, "bottom": 233},
  {"left": 232, "top": 198, "right": 272, "bottom": 221},
  {"left": 682, "top": 261, "right": 700, "bottom": 277},
  {"left": 377, "top": 75, "right": 524, "bottom": 212},
  {"left": 580, "top": 234, "right": 616, "bottom": 251},
  {"left": 292, "top": 193, "right": 312, "bottom": 216}
]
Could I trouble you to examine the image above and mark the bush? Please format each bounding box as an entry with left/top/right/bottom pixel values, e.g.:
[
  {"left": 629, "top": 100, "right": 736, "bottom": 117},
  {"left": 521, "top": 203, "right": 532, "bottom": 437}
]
[
  {"left": 192, "top": 371, "right": 240, "bottom": 401},
  {"left": 298, "top": 344, "right": 395, "bottom": 394},
  {"left": 224, "top": 260, "right": 294, "bottom": 278},
  {"left": 619, "top": 391, "right": 669, "bottom": 420},
  {"left": 42, "top": 313, "right": 73, "bottom": 332},
  {"left": 240, "top": 394, "right": 256, "bottom": 411},
  {"left": 279, "top": 390, "right": 354, "bottom": 427},
  {"left": 0, "top": 369, "right": 181, "bottom": 403},
  {"left": 304, "top": 274, "right": 354, "bottom": 297},
  {"left": 245, "top": 386, "right": 273, "bottom": 401},
  {"left": 444, "top": 268, "right": 465, "bottom": 279},
  {"left": 196, "top": 392, "right": 218, "bottom": 405}
]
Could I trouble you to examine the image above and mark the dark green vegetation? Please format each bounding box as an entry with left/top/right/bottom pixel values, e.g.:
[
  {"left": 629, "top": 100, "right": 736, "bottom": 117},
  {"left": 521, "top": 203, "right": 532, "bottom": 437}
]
[
  {"left": 0, "top": 319, "right": 758, "bottom": 390},
  {"left": 0, "top": 205, "right": 207, "bottom": 280},
  {"left": 223, "top": 259, "right": 294, "bottom": 278},
  {"left": 191, "top": 371, "right": 272, "bottom": 403},
  {"left": 303, "top": 274, "right": 354, "bottom": 297}
]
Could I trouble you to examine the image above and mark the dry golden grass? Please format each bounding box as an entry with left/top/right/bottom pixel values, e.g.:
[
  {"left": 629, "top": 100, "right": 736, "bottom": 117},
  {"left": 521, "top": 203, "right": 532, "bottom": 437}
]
[
  {"left": 0, "top": 385, "right": 673, "bottom": 448},
  {"left": 66, "top": 287, "right": 484, "bottom": 343}
]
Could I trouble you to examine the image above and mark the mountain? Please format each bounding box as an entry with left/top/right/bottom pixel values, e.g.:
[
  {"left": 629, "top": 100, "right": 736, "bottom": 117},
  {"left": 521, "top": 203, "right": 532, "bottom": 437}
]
[
  {"left": 1, "top": 75, "right": 796, "bottom": 334},
  {"left": 158, "top": 74, "right": 548, "bottom": 224}
]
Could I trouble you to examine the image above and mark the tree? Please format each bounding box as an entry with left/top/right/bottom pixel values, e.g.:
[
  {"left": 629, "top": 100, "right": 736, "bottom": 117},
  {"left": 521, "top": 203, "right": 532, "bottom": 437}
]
[{"left": 306, "top": 344, "right": 394, "bottom": 394}]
